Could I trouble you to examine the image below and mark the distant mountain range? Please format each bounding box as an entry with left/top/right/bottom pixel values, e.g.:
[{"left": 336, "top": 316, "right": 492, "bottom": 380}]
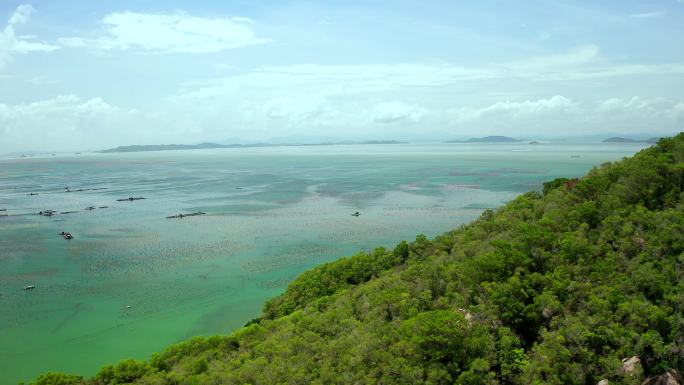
[
  {"left": 15, "top": 136, "right": 666, "bottom": 157},
  {"left": 445, "top": 136, "right": 522, "bottom": 143},
  {"left": 441, "top": 136, "right": 661, "bottom": 145},
  {"left": 99, "top": 141, "right": 406, "bottom": 153},
  {"left": 602, "top": 137, "right": 660, "bottom": 143}
]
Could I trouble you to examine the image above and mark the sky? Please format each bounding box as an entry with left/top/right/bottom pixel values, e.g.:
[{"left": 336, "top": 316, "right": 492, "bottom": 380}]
[{"left": 0, "top": 0, "right": 683, "bottom": 152}]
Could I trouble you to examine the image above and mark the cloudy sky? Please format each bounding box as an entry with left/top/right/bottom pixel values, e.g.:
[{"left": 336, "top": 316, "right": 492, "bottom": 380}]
[{"left": 1, "top": 0, "right": 683, "bottom": 152}]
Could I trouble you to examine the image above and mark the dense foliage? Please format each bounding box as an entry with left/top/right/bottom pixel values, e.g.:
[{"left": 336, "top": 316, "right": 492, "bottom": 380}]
[{"left": 28, "top": 134, "right": 684, "bottom": 385}]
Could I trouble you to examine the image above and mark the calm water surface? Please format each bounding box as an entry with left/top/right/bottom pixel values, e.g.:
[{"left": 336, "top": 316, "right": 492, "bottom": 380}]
[{"left": 0, "top": 142, "right": 647, "bottom": 383}]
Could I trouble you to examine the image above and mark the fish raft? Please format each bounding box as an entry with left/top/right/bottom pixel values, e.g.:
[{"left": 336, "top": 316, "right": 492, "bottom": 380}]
[{"left": 166, "top": 212, "right": 206, "bottom": 219}]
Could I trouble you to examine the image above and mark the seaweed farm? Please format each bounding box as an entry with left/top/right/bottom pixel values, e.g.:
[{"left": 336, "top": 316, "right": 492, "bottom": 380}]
[{"left": 0, "top": 142, "right": 648, "bottom": 383}]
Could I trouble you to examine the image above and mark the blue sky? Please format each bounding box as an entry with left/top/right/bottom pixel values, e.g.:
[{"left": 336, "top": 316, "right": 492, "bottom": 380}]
[{"left": 1, "top": 0, "right": 683, "bottom": 152}]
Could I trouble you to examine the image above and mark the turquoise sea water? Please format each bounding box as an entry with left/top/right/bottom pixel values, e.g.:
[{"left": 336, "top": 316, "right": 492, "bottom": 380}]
[{"left": 0, "top": 142, "right": 647, "bottom": 384}]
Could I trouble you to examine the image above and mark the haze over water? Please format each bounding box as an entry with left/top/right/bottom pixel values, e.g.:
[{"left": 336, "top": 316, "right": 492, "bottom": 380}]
[{"left": 0, "top": 142, "right": 647, "bottom": 383}]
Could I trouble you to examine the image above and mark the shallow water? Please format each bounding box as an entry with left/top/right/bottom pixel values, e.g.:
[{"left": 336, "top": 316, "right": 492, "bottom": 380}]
[{"left": 0, "top": 142, "right": 647, "bottom": 383}]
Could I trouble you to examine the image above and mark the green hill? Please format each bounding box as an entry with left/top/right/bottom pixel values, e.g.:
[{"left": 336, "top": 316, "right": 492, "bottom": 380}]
[{"left": 31, "top": 134, "right": 684, "bottom": 385}]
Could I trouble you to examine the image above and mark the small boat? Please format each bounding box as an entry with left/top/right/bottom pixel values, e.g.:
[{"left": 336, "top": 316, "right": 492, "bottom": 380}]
[
  {"left": 117, "top": 197, "right": 146, "bottom": 202},
  {"left": 38, "top": 210, "right": 56, "bottom": 216},
  {"left": 60, "top": 231, "right": 74, "bottom": 240},
  {"left": 98, "top": 206, "right": 109, "bottom": 209},
  {"left": 27, "top": 192, "right": 39, "bottom": 196},
  {"left": 85, "top": 206, "right": 96, "bottom": 210},
  {"left": 351, "top": 211, "right": 361, "bottom": 217},
  {"left": 24, "top": 285, "right": 36, "bottom": 290}
]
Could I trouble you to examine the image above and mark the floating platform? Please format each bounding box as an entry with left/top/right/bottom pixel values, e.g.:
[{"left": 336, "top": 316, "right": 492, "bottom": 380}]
[{"left": 65, "top": 187, "right": 108, "bottom": 193}]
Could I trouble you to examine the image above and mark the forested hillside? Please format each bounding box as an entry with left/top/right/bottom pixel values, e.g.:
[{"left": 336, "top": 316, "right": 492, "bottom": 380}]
[{"left": 32, "top": 133, "right": 684, "bottom": 385}]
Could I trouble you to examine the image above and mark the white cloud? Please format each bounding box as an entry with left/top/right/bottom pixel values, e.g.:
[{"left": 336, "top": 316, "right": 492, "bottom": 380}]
[
  {"left": 452, "top": 95, "right": 575, "bottom": 122},
  {"left": 26, "top": 75, "right": 58, "bottom": 85},
  {"left": 58, "top": 11, "right": 271, "bottom": 53},
  {"left": 446, "top": 96, "right": 683, "bottom": 136},
  {"left": 231, "top": 17, "right": 254, "bottom": 24},
  {"left": 173, "top": 45, "right": 684, "bottom": 105},
  {"left": 162, "top": 42, "right": 684, "bottom": 141},
  {"left": 510, "top": 44, "right": 599, "bottom": 70},
  {"left": 261, "top": 95, "right": 339, "bottom": 127},
  {"left": 0, "top": 4, "right": 59, "bottom": 67},
  {"left": 629, "top": 11, "right": 666, "bottom": 18},
  {"left": 0, "top": 95, "right": 194, "bottom": 152},
  {"left": 597, "top": 96, "right": 684, "bottom": 121},
  {"left": 8, "top": 4, "right": 32, "bottom": 25},
  {"left": 371, "top": 101, "right": 427, "bottom": 124},
  {"left": 1, "top": 93, "right": 681, "bottom": 153}
]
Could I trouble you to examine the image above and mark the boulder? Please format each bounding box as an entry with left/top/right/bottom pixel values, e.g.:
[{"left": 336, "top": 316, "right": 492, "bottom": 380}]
[
  {"left": 457, "top": 308, "right": 474, "bottom": 323},
  {"left": 622, "top": 356, "right": 641, "bottom": 375},
  {"left": 597, "top": 380, "right": 609, "bottom": 385},
  {"left": 642, "top": 370, "right": 681, "bottom": 385}
]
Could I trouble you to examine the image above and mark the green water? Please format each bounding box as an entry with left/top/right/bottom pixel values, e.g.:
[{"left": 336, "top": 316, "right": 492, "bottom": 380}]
[{"left": 0, "top": 143, "right": 647, "bottom": 384}]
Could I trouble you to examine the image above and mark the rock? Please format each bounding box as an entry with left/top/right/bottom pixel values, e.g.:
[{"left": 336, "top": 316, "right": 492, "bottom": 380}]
[
  {"left": 597, "top": 379, "right": 609, "bottom": 385},
  {"left": 457, "top": 308, "right": 474, "bottom": 323},
  {"left": 642, "top": 370, "right": 681, "bottom": 385},
  {"left": 636, "top": 236, "right": 646, "bottom": 249},
  {"left": 622, "top": 356, "right": 641, "bottom": 375}
]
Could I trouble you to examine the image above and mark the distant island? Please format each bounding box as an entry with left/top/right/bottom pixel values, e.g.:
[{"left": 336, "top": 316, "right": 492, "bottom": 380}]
[
  {"left": 603, "top": 137, "right": 660, "bottom": 143},
  {"left": 101, "top": 143, "right": 236, "bottom": 153},
  {"left": 445, "top": 136, "right": 522, "bottom": 143},
  {"left": 100, "top": 141, "right": 406, "bottom": 153}
]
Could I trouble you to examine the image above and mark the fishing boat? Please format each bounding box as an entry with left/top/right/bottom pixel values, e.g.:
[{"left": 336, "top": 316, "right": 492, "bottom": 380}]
[{"left": 24, "top": 285, "right": 35, "bottom": 290}]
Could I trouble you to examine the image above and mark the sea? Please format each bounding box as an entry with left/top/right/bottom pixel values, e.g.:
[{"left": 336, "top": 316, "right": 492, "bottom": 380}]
[{"left": 0, "top": 142, "right": 648, "bottom": 384}]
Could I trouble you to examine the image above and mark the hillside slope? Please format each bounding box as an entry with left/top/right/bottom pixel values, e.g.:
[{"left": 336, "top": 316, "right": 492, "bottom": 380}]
[{"left": 32, "top": 134, "right": 684, "bottom": 385}]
